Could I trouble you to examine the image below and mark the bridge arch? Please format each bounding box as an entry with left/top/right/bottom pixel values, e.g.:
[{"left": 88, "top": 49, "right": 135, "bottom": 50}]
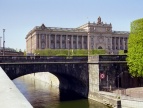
[{"left": 1, "top": 63, "right": 89, "bottom": 98}]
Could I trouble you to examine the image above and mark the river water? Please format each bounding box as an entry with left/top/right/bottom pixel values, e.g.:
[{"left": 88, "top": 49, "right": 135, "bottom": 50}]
[{"left": 13, "top": 75, "right": 110, "bottom": 108}]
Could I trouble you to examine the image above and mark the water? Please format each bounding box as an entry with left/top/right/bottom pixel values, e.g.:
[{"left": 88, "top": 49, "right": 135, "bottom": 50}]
[{"left": 13, "top": 75, "right": 110, "bottom": 108}]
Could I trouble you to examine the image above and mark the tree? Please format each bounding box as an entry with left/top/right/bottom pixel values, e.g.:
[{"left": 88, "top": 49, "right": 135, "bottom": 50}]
[
  {"left": 23, "top": 50, "right": 26, "bottom": 56},
  {"left": 127, "top": 18, "right": 143, "bottom": 77}
]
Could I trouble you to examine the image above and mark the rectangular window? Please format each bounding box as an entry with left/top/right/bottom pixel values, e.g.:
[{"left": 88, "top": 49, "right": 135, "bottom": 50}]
[{"left": 41, "top": 34, "right": 45, "bottom": 40}]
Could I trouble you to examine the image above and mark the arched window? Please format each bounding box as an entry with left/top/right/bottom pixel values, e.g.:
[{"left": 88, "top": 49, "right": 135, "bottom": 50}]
[{"left": 98, "top": 46, "right": 103, "bottom": 49}]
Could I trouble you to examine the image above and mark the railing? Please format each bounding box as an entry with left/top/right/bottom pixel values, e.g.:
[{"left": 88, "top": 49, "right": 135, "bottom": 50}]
[
  {"left": 0, "top": 56, "right": 88, "bottom": 63},
  {"left": 99, "top": 55, "right": 127, "bottom": 61}
]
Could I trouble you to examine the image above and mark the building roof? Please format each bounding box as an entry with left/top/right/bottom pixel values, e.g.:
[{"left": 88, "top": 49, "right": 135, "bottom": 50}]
[
  {"left": 0, "top": 47, "right": 17, "bottom": 52},
  {"left": 26, "top": 17, "right": 130, "bottom": 39}
]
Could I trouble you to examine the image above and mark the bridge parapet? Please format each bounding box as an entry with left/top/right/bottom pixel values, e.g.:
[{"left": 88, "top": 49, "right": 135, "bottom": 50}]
[
  {"left": 0, "top": 56, "right": 88, "bottom": 63},
  {"left": 88, "top": 56, "right": 99, "bottom": 63}
]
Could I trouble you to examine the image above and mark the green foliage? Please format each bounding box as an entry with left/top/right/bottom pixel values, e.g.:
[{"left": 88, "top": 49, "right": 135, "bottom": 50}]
[
  {"left": 127, "top": 18, "right": 143, "bottom": 77},
  {"left": 34, "top": 49, "right": 107, "bottom": 56},
  {"left": 90, "top": 49, "right": 106, "bottom": 55},
  {"left": 23, "top": 50, "right": 26, "bottom": 56},
  {"left": 119, "top": 50, "right": 127, "bottom": 55}
]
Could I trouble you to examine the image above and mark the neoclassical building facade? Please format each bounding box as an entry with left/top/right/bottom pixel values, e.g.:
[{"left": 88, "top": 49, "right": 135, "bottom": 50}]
[{"left": 26, "top": 17, "right": 129, "bottom": 55}]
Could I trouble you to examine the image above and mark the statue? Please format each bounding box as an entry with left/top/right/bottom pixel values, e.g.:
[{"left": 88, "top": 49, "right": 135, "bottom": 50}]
[{"left": 97, "top": 16, "right": 101, "bottom": 24}]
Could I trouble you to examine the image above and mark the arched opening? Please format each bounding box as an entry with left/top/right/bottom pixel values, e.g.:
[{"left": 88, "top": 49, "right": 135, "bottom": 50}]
[
  {"left": 98, "top": 46, "right": 103, "bottom": 49},
  {"left": 26, "top": 72, "right": 59, "bottom": 87},
  {"left": 13, "top": 71, "right": 87, "bottom": 100},
  {"left": 3, "top": 63, "right": 88, "bottom": 100},
  {"left": 57, "top": 73, "right": 88, "bottom": 100}
]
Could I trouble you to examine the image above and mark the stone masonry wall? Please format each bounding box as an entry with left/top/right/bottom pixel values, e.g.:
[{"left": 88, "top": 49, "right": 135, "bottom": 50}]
[
  {"left": 88, "top": 64, "right": 99, "bottom": 94},
  {"left": 25, "top": 72, "right": 59, "bottom": 87},
  {"left": 88, "top": 56, "right": 100, "bottom": 98}
]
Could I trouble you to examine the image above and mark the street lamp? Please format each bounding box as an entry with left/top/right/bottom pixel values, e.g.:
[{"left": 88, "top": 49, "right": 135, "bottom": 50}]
[
  {"left": 87, "top": 33, "right": 89, "bottom": 56},
  {"left": 117, "top": 72, "right": 124, "bottom": 96},
  {"left": 3, "top": 29, "right": 5, "bottom": 56},
  {"left": 0, "top": 37, "right": 2, "bottom": 55},
  {"left": 0, "top": 37, "right": 2, "bottom": 48},
  {"left": 68, "top": 38, "right": 70, "bottom": 57}
]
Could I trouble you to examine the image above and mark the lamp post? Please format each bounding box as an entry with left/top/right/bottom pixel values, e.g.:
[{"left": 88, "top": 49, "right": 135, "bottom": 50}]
[
  {"left": 68, "top": 38, "right": 70, "bottom": 57},
  {"left": 0, "top": 37, "right": 2, "bottom": 55},
  {"left": 3, "top": 29, "right": 5, "bottom": 56},
  {"left": 116, "top": 71, "right": 126, "bottom": 97},
  {"left": 88, "top": 33, "right": 89, "bottom": 56},
  {"left": 0, "top": 37, "right": 2, "bottom": 48}
]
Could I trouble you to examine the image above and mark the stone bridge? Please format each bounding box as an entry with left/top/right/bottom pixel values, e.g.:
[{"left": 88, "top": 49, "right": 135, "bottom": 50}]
[{"left": 0, "top": 55, "right": 128, "bottom": 99}]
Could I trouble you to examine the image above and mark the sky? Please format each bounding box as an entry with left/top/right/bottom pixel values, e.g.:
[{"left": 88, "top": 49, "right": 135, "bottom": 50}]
[{"left": 0, "top": 0, "right": 143, "bottom": 51}]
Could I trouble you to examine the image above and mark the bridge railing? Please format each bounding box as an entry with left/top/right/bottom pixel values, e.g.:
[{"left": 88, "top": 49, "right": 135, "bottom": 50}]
[
  {"left": 99, "top": 55, "right": 127, "bottom": 61},
  {"left": 0, "top": 56, "right": 88, "bottom": 63}
]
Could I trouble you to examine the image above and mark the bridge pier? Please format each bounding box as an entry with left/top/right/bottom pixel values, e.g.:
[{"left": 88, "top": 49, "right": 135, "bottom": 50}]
[
  {"left": 88, "top": 56, "right": 122, "bottom": 108},
  {"left": 88, "top": 56, "right": 100, "bottom": 98}
]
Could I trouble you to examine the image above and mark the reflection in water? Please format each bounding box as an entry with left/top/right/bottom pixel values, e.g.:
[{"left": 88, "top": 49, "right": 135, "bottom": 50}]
[{"left": 13, "top": 75, "right": 110, "bottom": 108}]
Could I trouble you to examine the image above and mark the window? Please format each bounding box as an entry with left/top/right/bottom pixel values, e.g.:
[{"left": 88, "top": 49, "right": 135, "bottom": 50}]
[
  {"left": 41, "top": 42, "right": 45, "bottom": 49},
  {"left": 56, "top": 43, "right": 60, "bottom": 49},
  {"left": 41, "top": 34, "right": 45, "bottom": 40}
]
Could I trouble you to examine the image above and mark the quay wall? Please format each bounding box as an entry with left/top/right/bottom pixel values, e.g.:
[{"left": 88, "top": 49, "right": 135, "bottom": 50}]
[
  {"left": 24, "top": 72, "right": 59, "bottom": 87},
  {"left": 0, "top": 67, "right": 33, "bottom": 108}
]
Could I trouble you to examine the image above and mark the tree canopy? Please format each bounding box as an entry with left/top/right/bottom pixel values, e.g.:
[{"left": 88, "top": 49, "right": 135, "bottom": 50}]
[{"left": 127, "top": 18, "right": 143, "bottom": 77}]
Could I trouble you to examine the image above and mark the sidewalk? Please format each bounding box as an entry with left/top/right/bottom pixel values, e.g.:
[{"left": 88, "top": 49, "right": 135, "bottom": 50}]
[{"left": 113, "top": 87, "right": 143, "bottom": 108}]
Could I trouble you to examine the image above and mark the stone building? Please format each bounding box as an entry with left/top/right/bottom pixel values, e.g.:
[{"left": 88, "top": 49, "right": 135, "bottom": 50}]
[
  {"left": 25, "top": 17, "right": 129, "bottom": 55},
  {"left": 0, "top": 47, "right": 23, "bottom": 56}
]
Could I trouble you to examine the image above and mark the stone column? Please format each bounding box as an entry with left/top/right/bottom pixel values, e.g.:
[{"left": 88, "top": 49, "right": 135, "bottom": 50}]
[
  {"left": 49, "top": 34, "right": 51, "bottom": 49},
  {"left": 39, "top": 34, "right": 41, "bottom": 49},
  {"left": 71, "top": 35, "right": 73, "bottom": 49},
  {"left": 81, "top": 36, "right": 83, "bottom": 49},
  {"left": 36, "top": 34, "right": 39, "bottom": 49},
  {"left": 60, "top": 35, "right": 62, "bottom": 49},
  {"left": 31, "top": 36, "right": 32, "bottom": 53},
  {"left": 113, "top": 37, "right": 116, "bottom": 51},
  {"left": 105, "top": 36, "right": 108, "bottom": 49},
  {"left": 45, "top": 34, "right": 47, "bottom": 49},
  {"left": 119, "top": 37, "right": 120, "bottom": 50},
  {"left": 66, "top": 35, "right": 68, "bottom": 49},
  {"left": 47, "top": 34, "right": 49, "bottom": 48},
  {"left": 111, "top": 37, "right": 113, "bottom": 50},
  {"left": 55, "top": 34, "right": 56, "bottom": 49},
  {"left": 77, "top": 36, "right": 78, "bottom": 49},
  {"left": 123, "top": 38, "right": 125, "bottom": 50}
]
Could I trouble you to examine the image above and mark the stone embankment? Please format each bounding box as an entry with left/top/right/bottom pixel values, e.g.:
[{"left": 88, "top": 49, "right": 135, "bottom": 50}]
[
  {"left": 23, "top": 72, "right": 143, "bottom": 108},
  {"left": 0, "top": 67, "right": 33, "bottom": 108},
  {"left": 26, "top": 72, "right": 59, "bottom": 87},
  {"left": 92, "top": 89, "right": 143, "bottom": 108}
]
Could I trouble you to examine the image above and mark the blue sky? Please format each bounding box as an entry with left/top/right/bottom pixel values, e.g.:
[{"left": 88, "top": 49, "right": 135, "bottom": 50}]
[{"left": 0, "top": 0, "right": 143, "bottom": 51}]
